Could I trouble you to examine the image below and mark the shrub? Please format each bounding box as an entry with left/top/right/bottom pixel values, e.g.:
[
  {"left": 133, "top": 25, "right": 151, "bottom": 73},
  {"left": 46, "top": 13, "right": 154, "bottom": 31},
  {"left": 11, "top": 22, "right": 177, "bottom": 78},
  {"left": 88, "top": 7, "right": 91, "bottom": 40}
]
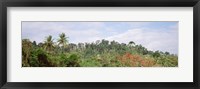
[
  {"left": 62, "top": 54, "right": 80, "bottom": 67},
  {"left": 117, "top": 52, "right": 156, "bottom": 67},
  {"left": 30, "top": 48, "right": 55, "bottom": 67},
  {"left": 80, "top": 58, "right": 102, "bottom": 67}
]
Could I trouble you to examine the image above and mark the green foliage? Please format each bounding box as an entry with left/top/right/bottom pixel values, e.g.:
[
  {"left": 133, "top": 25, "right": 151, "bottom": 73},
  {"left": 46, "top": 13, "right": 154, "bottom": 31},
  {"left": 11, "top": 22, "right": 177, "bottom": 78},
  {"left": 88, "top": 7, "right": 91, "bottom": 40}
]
[
  {"left": 80, "top": 57, "right": 102, "bottom": 67},
  {"left": 22, "top": 39, "right": 33, "bottom": 67},
  {"left": 63, "top": 54, "right": 80, "bottom": 67},
  {"left": 44, "top": 35, "right": 54, "bottom": 52},
  {"left": 155, "top": 55, "right": 178, "bottom": 67},
  {"left": 22, "top": 33, "right": 178, "bottom": 67},
  {"left": 29, "top": 49, "right": 40, "bottom": 67},
  {"left": 29, "top": 48, "right": 53, "bottom": 67},
  {"left": 153, "top": 51, "right": 161, "bottom": 58}
]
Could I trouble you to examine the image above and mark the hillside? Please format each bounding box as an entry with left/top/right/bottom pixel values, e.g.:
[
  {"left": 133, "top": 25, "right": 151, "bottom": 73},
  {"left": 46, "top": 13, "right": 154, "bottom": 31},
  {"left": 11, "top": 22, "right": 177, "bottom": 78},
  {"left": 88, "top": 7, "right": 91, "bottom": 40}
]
[{"left": 22, "top": 33, "right": 178, "bottom": 67}]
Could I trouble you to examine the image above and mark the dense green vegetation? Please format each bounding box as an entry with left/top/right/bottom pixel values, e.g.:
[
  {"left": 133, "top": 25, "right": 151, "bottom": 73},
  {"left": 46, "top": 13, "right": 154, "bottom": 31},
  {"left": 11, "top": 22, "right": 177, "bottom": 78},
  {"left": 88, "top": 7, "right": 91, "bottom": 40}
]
[{"left": 22, "top": 33, "right": 178, "bottom": 67}]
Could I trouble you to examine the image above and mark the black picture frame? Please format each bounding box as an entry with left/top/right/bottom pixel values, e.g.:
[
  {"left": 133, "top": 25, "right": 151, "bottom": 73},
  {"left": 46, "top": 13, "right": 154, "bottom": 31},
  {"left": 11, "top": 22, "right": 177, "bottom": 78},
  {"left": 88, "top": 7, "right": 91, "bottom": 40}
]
[{"left": 0, "top": 0, "right": 200, "bottom": 89}]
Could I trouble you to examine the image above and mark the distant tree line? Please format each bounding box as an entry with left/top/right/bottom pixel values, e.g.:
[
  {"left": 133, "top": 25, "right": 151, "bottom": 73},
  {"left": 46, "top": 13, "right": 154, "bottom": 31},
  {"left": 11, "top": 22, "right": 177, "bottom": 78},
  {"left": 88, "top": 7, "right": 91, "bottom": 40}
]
[{"left": 22, "top": 33, "right": 178, "bottom": 67}]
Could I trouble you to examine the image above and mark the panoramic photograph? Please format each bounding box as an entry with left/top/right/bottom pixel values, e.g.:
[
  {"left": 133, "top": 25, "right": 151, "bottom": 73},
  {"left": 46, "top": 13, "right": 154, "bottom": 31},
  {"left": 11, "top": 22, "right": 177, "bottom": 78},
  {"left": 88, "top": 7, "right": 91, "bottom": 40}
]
[{"left": 22, "top": 21, "right": 178, "bottom": 67}]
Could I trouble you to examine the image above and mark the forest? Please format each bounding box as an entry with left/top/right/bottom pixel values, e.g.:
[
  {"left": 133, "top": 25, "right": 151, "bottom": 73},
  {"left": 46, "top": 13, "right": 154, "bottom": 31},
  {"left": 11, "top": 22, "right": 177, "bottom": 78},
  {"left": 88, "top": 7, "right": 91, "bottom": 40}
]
[{"left": 22, "top": 33, "right": 178, "bottom": 67}]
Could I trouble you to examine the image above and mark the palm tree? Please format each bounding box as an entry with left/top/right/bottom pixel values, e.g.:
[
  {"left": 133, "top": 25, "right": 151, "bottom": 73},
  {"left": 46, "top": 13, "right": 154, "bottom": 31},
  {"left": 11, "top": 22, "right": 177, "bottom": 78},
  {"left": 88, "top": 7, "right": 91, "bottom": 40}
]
[
  {"left": 57, "top": 33, "right": 68, "bottom": 53},
  {"left": 44, "top": 35, "right": 54, "bottom": 52}
]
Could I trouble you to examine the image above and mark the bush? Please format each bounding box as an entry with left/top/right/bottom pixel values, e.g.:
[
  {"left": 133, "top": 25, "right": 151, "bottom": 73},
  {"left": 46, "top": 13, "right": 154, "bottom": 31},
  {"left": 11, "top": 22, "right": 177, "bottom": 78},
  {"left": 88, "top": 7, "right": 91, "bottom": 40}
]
[
  {"left": 62, "top": 54, "right": 80, "bottom": 67},
  {"left": 30, "top": 48, "right": 55, "bottom": 67},
  {"left": 80, "top": 58, "right": 102, "bottom": 67},
  {"left": 117, "top": 52, "right": 156, "bottom": 67},
  {"left": 29, "top": 48, "right": 44, "bottom": 67}
]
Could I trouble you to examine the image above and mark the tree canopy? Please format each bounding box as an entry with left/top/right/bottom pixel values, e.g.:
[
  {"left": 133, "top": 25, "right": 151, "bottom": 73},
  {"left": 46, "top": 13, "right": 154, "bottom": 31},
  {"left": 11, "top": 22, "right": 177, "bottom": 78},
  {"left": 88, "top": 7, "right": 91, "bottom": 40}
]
[{"left": 22, "top": 33, "right": 178, "bottom": 67}]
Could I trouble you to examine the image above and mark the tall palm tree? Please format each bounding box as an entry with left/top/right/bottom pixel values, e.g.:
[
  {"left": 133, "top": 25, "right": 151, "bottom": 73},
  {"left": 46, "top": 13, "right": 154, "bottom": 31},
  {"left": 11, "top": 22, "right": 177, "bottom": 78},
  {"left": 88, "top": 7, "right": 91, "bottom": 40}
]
[
  {"left": 57, "top": 33, "right": 68, "bottom": 53},
  {"left": 44, "top": 35, "right": 54, "bottom": 52}
]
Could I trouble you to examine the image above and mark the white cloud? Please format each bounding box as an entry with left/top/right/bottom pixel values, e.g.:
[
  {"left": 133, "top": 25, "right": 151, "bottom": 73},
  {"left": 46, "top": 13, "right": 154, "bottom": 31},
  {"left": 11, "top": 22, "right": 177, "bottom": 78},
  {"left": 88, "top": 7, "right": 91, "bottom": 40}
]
[
  {"left": 22, "top": 22, "right": 103, "bottom": 44},
  {"left": 105, "top": 28, "right": 178, "bottom": 54},
  {"left": 22, "top": 22, "right": 178, "bottom": 54}
]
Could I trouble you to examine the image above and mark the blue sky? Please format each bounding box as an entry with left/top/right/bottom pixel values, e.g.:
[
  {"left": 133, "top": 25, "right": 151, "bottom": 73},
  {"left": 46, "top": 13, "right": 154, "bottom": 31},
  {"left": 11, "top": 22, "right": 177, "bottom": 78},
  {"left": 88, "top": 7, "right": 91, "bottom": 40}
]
[{"left": 22, "top": 22, "right": 178, "bottom": 54}]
